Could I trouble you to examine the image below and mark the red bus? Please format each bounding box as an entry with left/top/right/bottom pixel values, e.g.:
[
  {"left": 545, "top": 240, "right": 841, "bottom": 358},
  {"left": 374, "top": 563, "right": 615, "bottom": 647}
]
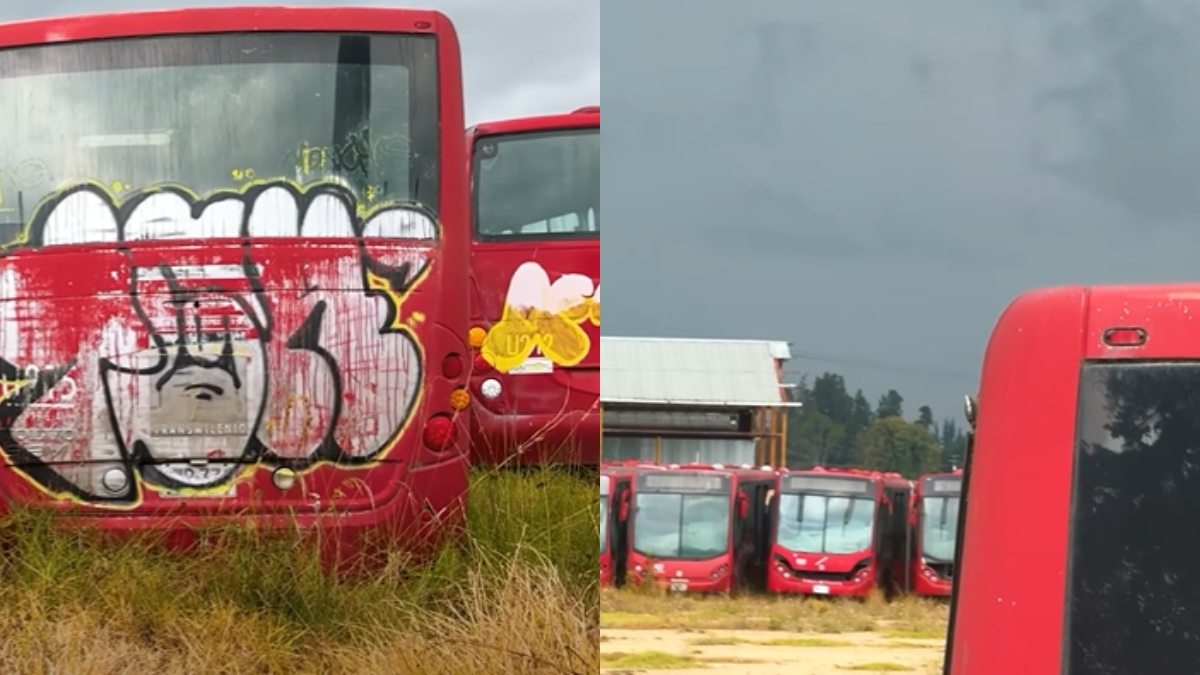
[
  {"left": 625, "top": 463, "right": 775, "bottom": 594},
  {"left": 909, "top": 470, "right": 961, "bottom": 597},
  {"left": 943, "top": 283, "right": 1200, "bottom": 674},
  {"left": 600, "top": 461, "right": 663, "bottom": 588},
  {"left": 768, "top": 467, "right": 913, "bottom": 598},
  {"left": 0, "top": 7, "right": 471, "bottom": 562},
  {"left": 465, "top": 106, "right": 600, "bottom": 467}
]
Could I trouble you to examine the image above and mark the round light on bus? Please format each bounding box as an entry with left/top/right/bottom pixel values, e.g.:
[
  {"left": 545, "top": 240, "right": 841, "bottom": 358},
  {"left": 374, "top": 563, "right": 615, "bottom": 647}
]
[
  {"left": 101, "top": 468, "right": 128, "bottom": 494},
  {"left": 480, "top": 378, "right": 502, "bottom": 399},
  {"left": 442, "top": 353, "right": 465, "bottom": 379},
  {"left": 467, "top": 326, "right": 487, "bottom": 348},
  {"left": 473, "top": 353, "right": 493, "bottom": 373},
  {"left": 272, "top": 467, "right": 297, "bottom": 491},
  {"left": 448, "top": 387, "right": 471, "bottom": 411},
  {"left": 422, "top": 414, "right": 457, "bottom": 451}
]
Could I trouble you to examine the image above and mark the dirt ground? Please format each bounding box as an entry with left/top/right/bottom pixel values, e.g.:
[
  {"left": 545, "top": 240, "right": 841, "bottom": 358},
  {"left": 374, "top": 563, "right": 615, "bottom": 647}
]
[{"left": 601, "top": 628, "right": 945, "bottom": 675}]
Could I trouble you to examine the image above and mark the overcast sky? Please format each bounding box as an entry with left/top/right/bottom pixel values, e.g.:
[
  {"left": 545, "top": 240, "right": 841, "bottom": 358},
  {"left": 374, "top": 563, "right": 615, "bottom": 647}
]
[
  {"left": 603, "top": 0, "right": 1200, "bottom": 422},
  {"left": 0, "top": 0, "right": 599, "bottom": 125}
]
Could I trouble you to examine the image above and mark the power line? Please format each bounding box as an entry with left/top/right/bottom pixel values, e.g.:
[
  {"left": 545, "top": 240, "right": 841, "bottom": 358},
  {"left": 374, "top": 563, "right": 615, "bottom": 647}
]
[{"left": 786, "top": 349, "right": 978, "bottom": 382}]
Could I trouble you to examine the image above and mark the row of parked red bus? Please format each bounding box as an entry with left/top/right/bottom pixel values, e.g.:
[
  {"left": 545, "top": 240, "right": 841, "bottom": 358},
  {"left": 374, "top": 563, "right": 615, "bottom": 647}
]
[
  {"left": 601, "top": 462, "right": 962, "bottom": 598},
  {"left": 0, "top": 5, "right": 598, "bottom": 568}
]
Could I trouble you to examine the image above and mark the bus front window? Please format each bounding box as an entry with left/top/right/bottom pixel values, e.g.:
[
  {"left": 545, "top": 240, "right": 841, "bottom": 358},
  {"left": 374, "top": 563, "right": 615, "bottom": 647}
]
[
  {"left": 632, "top": 493, "right": 730, "bottom": 560},
  {"left": 921, "top": 496, "right": 960, "bottom": 562},
  {"left": 776, "top": 493, "right": 875, "bottom": 555}
]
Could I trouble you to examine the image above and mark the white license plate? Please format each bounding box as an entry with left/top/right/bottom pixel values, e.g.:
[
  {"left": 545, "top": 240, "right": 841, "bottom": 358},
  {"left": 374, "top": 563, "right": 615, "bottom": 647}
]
[
  {"left": 812, "top": 584, "right": 830, "bottom": 595},
  {"left": 669, "top": 580, "right": 688, "bottom": 592}
]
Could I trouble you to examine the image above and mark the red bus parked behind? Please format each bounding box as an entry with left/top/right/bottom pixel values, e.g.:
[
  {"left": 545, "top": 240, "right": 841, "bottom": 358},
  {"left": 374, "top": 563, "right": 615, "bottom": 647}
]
[
  {"left": 600, "top": 461, "right": 663, "bottom": 588},
  {"left": 909, "top": 470, "right": 961, "bottom": 597},
  {"left": 768, "top": 467, "right": 913, "bottom": 598},
  {"left": 626, "top": 463, "right": 775, "bottom": 594},
  {"left": 465, "top": 106, "right": 600, "bottom": 467}
]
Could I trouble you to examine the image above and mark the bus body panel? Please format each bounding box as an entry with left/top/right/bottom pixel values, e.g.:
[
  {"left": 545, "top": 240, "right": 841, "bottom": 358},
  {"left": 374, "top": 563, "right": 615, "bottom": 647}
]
[
  {"left": 466, "top": 109, "right": 599, "bottom": 467},
  {"left": 910, "top": 470, "right": 962, "bottom": 597},
  {"left": 947, "top": 286, "right": 1085, "bottom": 673},
  {"left": 0, "top": 7, "right": 470, "bottom": 560},
  {"left": 768, "top": 467, "right": 913, "bottom": 598},
  {"left": 625, "top": 463, "right": 775, "bottom": 594},
  {"left": 952, "top": 283, "right": 1200, "bottom": 674}
]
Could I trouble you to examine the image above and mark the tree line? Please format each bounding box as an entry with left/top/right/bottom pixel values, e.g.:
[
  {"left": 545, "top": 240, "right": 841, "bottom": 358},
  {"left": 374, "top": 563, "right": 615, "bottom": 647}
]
[{"left": 785, "top": 372, "right": 967, "bottom": 479}]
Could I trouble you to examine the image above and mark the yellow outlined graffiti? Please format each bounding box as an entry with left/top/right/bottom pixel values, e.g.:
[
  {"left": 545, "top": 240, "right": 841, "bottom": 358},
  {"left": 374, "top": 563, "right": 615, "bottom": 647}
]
[
  {"left": 0, "top": 176, "right": 436, "bottom": 510},
  {"left": 480, "top": 262, "right": 598, "bottom": 373}
]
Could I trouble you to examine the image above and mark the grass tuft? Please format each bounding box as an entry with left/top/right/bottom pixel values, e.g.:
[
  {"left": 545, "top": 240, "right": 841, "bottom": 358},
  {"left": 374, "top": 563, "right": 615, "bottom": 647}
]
[{"left": 0, "top": 464, "right": 598, "bottom": 675}]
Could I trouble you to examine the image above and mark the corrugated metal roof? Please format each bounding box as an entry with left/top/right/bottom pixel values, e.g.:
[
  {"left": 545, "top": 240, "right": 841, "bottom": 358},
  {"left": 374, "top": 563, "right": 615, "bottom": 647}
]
[{"left": 601, "top": 336, "right": 798, "bottom": 407}]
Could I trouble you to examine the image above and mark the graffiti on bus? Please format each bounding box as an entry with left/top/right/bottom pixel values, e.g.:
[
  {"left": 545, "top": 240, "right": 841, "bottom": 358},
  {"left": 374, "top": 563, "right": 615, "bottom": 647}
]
[
  {"left": 0, "top": 180, "right": 439, "bottom": 504},
  {"left": 479, "top": 261, "right": 598, "bottom": 373}
]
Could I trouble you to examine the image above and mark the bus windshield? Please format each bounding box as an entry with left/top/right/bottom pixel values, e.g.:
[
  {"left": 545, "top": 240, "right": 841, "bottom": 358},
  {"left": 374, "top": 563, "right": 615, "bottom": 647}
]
[
  {"left": 632, "top": 492, "right": 730, "bottom": 560},
  {"left": 0, "top": 32, "right": 438, "bottom": 241},
  {"left": 776, "top": 493, "right": 875, "bottom": 554},
  {"left": 921, "top": 496, "right": 960, "bottom": 562},
  {"left": 473, "top": 128, "right": 599, "bottom": 238}
]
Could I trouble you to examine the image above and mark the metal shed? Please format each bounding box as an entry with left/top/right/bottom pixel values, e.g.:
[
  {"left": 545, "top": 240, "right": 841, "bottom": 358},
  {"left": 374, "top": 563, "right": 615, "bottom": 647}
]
[{"left": 600, "top": 336, "right": 801, "bottom": 467}]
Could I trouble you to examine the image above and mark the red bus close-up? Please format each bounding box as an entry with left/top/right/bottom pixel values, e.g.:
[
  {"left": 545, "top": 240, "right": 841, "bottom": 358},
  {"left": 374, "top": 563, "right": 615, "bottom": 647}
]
[
  {"left": 465, "top": 106, "right": 600, "bottom": 467},
  {"left": 625, "top": 464, "right": 775, "bottom": 594},
  {"left": 0, "top": 7, "right": 471, "bottom": 562},
  {"left": 945, "top": 283, "right": 1200, "bottom": 675},
  {"left": 910, "top": 470, "right": 961, "bottom": 597},
  {"left": 768, "top": 467, "right": 913, "bottom": 598}
]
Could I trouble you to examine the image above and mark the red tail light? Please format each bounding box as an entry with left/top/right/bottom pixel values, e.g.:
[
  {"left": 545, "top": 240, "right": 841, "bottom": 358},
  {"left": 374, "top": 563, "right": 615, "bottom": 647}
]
[
  {"left": 422, "top": 414, "right": 456, "bottom": 451},
  {"left": 473, "top": 353, "right": 493, "bottom": 373},
  {"left": 442, "top": 353, "right": 464, "bottom": 379}
]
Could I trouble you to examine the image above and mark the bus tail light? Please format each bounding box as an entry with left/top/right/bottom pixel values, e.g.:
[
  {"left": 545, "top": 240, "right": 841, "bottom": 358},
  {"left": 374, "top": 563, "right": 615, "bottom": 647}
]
[
  {"left": 467, "top": 326, "right": 487, "bottom": 349},
  {"left": 448, "top": 387, "right": 470, "bottom": 411},
  {"left": 442, "top": 353, "right": 464, "bottom": 379},
  {"left": 473, "top": 353, "right": 493, "bottom": 373},
  {"left": 1103, "top": 326, "right": 1147, "bottom": 347},
  {"left": 422, "top": 414, "right": 457, "bottom": 451}
]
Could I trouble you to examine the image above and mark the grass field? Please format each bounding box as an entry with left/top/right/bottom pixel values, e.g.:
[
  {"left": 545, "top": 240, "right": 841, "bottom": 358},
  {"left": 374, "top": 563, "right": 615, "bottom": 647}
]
[
  {"left": 0, "top": 466, "right": 599, "bottom": 675},
  {"left": 600, "top": 588, "right": 949, "bottom": 674}
]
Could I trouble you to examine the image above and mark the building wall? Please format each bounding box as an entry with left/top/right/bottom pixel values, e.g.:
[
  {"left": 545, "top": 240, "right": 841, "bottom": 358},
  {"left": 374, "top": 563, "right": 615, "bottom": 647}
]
[
  {"left": 600, "top": 403, "right": 786, "bottom": 466},
  {"left": 602, "top": 435, "right": 757, "bottom": 465}
]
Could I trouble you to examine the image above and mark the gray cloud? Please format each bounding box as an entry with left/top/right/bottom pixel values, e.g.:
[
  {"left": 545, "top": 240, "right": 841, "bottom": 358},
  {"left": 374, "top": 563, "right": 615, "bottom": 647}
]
[
  {"left": 0, "top": 0, "right": 598, "bottom": 123},
  {"left": 603, "top": 0, "right": 1200, "bottom": 421}
]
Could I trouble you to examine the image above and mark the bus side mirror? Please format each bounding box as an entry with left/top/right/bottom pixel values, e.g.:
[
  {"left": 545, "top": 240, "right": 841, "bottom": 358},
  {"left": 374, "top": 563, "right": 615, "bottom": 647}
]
[
  {"left": 618, "top": 492, "right": 630, "bottom": 521},
  {"left": 737, "top": 491, "right": 749, "bottom": 519}
]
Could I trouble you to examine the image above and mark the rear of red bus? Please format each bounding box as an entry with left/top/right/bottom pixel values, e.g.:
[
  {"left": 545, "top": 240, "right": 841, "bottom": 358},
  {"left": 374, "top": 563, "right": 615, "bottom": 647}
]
[
  {"left": 910, "top": 471, "right": 960, "bottom": 597},
  {"left": 465, "top": 107, "right": 599, "bottom": 467},
  {"left": 0, "top": 7, "right": 471, "bottom": 564},
  {"left": 945, "top": 283, "right": 1200, "bottom": 674},
  {"left": 768, "top": 468, "right": 912, "bottom": 597}
]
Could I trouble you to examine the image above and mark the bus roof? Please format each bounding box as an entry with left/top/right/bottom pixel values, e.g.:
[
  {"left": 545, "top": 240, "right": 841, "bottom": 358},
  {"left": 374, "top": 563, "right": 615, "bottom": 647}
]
[
  {"left": 468, "top": 107, "right": 599, "bottom": 140},
  {"left": 0, "top": 6, "right": 453, "bottom": 48}
]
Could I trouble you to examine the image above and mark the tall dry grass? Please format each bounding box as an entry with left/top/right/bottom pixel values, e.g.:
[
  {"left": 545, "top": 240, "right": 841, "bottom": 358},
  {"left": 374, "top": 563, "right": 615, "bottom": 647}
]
[{"left": 0, "top": 465, "right": 598, "bottom": 675}]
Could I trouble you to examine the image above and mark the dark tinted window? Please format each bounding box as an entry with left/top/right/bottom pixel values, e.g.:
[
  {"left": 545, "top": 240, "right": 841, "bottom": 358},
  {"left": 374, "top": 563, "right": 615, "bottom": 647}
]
[
  {"left": 1067, "top": 362, "right": 1200, "bottom": 674},
  {"left": 473, "top": 128, "right": 599, "bottom": 238}
]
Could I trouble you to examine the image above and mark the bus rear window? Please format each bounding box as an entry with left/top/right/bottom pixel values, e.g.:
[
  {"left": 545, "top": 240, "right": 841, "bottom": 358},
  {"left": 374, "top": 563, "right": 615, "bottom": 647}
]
[
  {"left": 473, "top": 128, "right": 599, "bottom": 239},
  {"left": 1068, "top": 361, "right": 1200, "bottom": 674},
  {"left": 0, "top": 32, "right": 440, "bottom": 242}
]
